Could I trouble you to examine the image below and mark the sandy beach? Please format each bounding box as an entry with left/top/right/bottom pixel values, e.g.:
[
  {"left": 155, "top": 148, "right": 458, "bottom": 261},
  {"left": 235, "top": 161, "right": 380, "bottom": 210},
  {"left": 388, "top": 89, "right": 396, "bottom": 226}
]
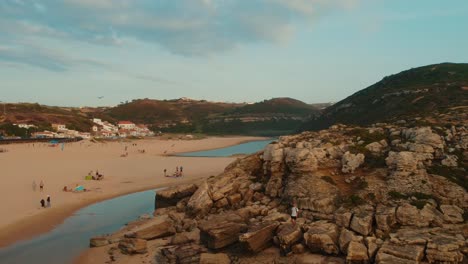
[{"left": 0, "top": 136, "right": 264, "bottom": 247}]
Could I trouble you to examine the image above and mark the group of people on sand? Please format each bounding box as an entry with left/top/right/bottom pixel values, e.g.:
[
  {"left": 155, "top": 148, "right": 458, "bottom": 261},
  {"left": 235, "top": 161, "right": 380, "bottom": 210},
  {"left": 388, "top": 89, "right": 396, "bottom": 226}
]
[
  {"left": 40, "top": 195, "right": 51, "bottom": 208},
  {"left": 164, "top": 166, "right": 184, "bottom": 177},
  {"left": 87, "top": 170, "right": 104, "bottom": 180}
]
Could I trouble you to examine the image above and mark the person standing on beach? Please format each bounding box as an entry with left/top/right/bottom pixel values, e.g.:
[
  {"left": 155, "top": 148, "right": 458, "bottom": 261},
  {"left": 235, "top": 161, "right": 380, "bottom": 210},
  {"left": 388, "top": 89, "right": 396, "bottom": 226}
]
[
  {"left": 40, "top": 199, "right": 45, "bottom": 208},
  {"left": 39, "top": 180, "right": 44, "bottom": 192},
  {"left": 46, "top": 195, "right": 51, "bottom": 207},
  {"left": 32, "top": 180, "right": 37, "bottom": 191},
  {"left": 163, "top": 169, "right": 167, "bottom": 177},
  {"left": 180, "top": 166, "right": 183, "bottom": 176}
]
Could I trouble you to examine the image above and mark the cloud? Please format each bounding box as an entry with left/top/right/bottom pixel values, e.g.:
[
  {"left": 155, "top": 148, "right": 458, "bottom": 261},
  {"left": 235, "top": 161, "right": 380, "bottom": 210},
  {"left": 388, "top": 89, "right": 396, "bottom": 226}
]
[{"left": 0, "top": 0, "right": 358, "bottom": 70}]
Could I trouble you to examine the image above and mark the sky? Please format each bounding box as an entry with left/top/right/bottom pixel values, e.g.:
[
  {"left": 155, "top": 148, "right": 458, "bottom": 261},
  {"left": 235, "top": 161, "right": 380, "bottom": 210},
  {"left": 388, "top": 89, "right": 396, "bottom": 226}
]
[{"left": 1, "top": 0, "right": 467, "bottom": 107}]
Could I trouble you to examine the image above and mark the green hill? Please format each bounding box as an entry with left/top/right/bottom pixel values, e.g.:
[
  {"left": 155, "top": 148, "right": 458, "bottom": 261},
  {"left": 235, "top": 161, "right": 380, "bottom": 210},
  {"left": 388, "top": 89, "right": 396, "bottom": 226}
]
[{"left": 302, "top": 63, "right": 468, "bottom": 131}]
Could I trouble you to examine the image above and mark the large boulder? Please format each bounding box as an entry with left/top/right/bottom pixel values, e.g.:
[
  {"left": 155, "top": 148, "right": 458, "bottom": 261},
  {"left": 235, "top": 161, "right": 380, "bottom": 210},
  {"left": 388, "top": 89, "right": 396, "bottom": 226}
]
[
  {"left": 89, "top": 236, "right": 109, "bottom": 247},
  {"left": 346, "top": 241, "right": 369, "bottom": 264},
  {"left": 375, "top": 242, "right": 425, "bottom": 263},
  {"left": 126, "top": 217, "right": 176, "bottom": 240},
  {"left": 402, "top": 127, "right": 444, "bottom": 149},
  {"left": 198, "top": 212, "right": 248, "bottom": 249},
  {"left": 375, "top": 205, "right": 396, "bottom": 233},
  {"left": 335, "top": 207, "right": 353, "bottom": 228},
  {"left": 396, "top": 203, "right": 443, "bottom": 227},
  {"left": 118, "top": 238, "right": 147, "bottom": 255},
  {"left": 342, "top": 152, "right": 365, "bottom": 173},
  {"left": 350, "top": 209, "right": 374, "bottom": 236},
  {"left": 338, "top": 229, "right": 363, "bottom": 254},
  {"left": 285, "top": 148, "right": 319, "bottom": 174},
  {"left": 239, "top": 221, "right": 279, "bottom": 253},
  {"left": 276, "top": 223, "right": 303, "bottom": 253},
  {"left": 186, "top": 181, "right": 213, "bottom": 217},
  {"left": 156, "top": 184, "right": 198, "bottom": 208},
  {"left": 303, "top": 221, "right": 340, "bottom": 255}
]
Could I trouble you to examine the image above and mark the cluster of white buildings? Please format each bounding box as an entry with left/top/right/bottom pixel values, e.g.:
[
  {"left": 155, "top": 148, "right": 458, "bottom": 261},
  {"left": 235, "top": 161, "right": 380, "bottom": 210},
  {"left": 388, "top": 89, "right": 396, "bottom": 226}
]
[
  {"left": 92, "top": 119, "right": 154, "bottom": 138},
  {"left": 31, "top": 124, "right": 91, "bottom": 139},
  {"left": 21, "top": 118, "right": 153, "bottom": 139}
]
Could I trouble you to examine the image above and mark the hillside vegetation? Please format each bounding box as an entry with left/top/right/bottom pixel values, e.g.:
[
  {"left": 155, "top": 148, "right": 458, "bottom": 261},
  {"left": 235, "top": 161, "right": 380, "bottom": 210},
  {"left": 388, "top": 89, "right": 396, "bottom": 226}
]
[{"left": 302, "top": 63, "right": 468, "bottom": 131}]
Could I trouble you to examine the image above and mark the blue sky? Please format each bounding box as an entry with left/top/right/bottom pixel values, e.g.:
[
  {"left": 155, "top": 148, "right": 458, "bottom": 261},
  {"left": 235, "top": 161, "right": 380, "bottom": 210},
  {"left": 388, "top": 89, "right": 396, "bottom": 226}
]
[{"left": 1, "top": 0, "right": 467, "bottom": 106}]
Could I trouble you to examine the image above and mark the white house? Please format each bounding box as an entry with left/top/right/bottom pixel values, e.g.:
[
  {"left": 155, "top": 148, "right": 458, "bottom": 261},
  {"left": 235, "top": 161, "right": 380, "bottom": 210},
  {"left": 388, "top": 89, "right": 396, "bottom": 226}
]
[
  {"left": 118, "top": 121, "right": 135, "bottom": 129},
  {"left": 52, "top": 124, "right": 67, "bottom": 131}
]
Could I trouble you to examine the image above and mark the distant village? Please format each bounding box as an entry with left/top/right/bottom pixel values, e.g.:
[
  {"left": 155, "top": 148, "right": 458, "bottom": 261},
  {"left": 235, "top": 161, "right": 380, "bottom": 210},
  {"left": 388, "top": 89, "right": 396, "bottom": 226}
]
[{"left": 11, "top": 118, "right": 154, "bottom": 140}]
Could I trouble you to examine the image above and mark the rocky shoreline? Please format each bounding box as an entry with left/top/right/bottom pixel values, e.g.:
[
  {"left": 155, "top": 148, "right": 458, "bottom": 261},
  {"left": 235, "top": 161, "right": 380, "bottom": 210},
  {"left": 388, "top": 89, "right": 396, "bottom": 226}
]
[{"left": 87, "top": 122, "right": 467, "bottom": 264}]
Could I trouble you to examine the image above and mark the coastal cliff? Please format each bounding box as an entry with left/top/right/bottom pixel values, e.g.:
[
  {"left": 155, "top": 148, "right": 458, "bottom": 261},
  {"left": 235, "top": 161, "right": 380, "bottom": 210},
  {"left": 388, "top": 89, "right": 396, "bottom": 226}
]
[{"left": 86, "top": 120, "right": 467, "bottom": 263}]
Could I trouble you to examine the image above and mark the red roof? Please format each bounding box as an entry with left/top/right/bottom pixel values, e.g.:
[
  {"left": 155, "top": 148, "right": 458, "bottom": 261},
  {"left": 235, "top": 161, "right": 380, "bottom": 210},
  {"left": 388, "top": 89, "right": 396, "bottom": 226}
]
[{"left": 118, "top": 121, "right": 134, "bottom": 125}]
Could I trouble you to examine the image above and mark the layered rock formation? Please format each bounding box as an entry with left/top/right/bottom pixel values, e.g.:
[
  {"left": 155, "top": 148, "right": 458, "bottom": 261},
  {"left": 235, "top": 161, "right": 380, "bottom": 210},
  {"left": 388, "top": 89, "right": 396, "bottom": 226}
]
[{"left": 89, "top": 123, "right": 467, "bottom": 263}]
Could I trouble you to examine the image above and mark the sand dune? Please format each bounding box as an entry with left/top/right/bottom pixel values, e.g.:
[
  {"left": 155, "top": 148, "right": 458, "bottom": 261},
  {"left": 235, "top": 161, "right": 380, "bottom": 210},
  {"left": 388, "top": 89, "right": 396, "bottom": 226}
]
[{"left": 0, "top": 136, "right": 263, "bottom": 247}]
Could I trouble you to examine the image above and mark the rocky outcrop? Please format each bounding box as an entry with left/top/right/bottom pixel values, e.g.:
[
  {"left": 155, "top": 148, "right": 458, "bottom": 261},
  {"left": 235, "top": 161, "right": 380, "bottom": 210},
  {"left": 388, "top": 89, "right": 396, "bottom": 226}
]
[
  {"left": 239, "top": 221, "right": 279, "bottom": 252},
  {"left": 156, "top": 184, "right": 198, "bottom": 208},
  {"left": 89, "top": 122, "right": 468, "bottom": 264},
  {"left": 342, "top": 152, "right": 365, "bottom": 173},
  {"left": 118, "top": 238, "right": 147, "bottom": 255}
]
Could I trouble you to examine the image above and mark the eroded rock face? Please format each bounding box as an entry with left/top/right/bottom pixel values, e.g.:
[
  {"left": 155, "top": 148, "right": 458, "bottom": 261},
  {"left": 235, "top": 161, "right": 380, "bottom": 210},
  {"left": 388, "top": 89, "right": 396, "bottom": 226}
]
[
  {"left": 156, "top": 184, "right": 198, "bottom": 208},
  {"left": 239, "top": 221, "right": 279, "bottom": 253},
  {"left": 304, "top": 221, "right": 340, "bottom": 255},
  {"left": 118, "top": 238, "right": 147, "bottom": 255},
  {"left": 187, "top": 181, "right": 213, "bottom": 217},
  {"left": 342, "top": 152, "right": 365, "bottom": 173},
  {"left": 198, "top": 212, "right": 248, "bottom": 249}
]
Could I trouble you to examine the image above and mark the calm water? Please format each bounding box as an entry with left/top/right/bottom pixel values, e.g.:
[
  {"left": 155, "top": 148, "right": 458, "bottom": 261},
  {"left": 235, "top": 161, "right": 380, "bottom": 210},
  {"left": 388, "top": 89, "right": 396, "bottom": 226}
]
[
  {"left": 0, "top": 140, "right": 271, "bottom": 264},
  {"left": 0, "top": 190, "right": 156, "bottom": 264},
  {"left": 178, "top": 139, "right": 273, "bottom": 157}
]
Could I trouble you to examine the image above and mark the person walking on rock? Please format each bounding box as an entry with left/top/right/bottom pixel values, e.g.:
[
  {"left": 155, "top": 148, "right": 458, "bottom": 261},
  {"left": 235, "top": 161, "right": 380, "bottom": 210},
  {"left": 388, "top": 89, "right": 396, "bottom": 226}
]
[
  {"left": 46, "top": 195, "right": 51, "bottom": 207},
  {"left": 40, "top": 199, "right": 45, "bottom": 208},
  {"left": 39, "top": 180, "right": 44, "bottom": 192},
  {"left": 291, "top": 202, "right": 299, "bottom": 225}
]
